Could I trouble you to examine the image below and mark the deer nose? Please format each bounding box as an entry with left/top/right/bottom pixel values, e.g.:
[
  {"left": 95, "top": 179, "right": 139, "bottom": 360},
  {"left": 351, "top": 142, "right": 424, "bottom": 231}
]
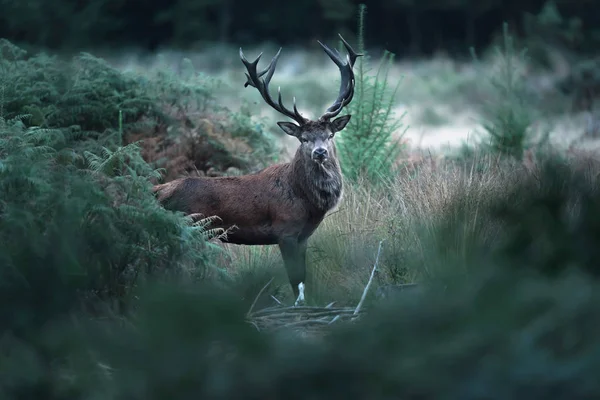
[{"left": 312, "top": 147, "right": 328, "bottom": 160}]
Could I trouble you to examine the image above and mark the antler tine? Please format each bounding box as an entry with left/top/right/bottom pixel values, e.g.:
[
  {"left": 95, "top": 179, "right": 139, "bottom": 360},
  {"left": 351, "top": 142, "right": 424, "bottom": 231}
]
[
  {"left": 239, "top": 47, "right": 307, "bottom": 125},
  {"left": 318, "top": 34, "right": 362, "bottom": 121},
  {"left": 338, "top": 33, "right": 361, "bottom": 67},
  {"left": 239, "top": 49, "right": 264, "bottom": 88}
]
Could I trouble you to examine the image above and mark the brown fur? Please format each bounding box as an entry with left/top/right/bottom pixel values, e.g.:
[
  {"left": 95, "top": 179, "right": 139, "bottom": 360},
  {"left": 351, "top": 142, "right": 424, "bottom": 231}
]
[{"left": 153, "top": 118, "right": 349, "bottom": 298}]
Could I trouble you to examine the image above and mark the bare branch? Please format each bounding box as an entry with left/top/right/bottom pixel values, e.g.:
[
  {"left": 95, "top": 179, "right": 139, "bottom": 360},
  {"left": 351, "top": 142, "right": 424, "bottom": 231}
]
[{"left": 354, "top": 239, "right": 386, "bottom": 315}]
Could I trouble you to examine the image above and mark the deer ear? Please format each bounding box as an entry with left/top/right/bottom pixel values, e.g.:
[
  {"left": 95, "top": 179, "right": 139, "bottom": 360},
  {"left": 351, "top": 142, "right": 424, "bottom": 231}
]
[
  {"left": 331, "top": 114, "right": 351, "bottom": 132},
  {"left": 277, "top": 121, "right": 301, "bottom": 137}
]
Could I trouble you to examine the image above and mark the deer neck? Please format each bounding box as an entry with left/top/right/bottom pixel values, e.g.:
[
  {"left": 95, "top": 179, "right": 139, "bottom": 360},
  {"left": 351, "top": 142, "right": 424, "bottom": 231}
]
[{"left": 290, "top": 146, "right": 343, "bottom": 213}]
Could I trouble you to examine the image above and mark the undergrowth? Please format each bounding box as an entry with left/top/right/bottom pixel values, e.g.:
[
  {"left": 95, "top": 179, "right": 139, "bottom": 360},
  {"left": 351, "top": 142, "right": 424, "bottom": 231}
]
[
  {"left": 4, "top": 9, "right": 600, "bottom": 398},
  {"left": 0, "top": 38, "right": 277, "bottom": 178},
  {"left": 4, "top": 150, "right": 600, "bottom": 398},
  {"left": 0, "top": 115, "right": 219, "bottom": 324}
]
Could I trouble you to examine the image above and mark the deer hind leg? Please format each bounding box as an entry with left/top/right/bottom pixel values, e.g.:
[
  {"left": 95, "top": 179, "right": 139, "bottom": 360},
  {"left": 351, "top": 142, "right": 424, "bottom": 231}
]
[{"left": 278, "top": 237, "right": 307, "bottom": 301}]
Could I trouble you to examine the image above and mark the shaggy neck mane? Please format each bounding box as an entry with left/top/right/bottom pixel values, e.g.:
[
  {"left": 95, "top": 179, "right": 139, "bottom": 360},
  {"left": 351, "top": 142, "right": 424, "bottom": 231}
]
[{"left": 290, "top": 145, "right": 343, "bottom": 213}]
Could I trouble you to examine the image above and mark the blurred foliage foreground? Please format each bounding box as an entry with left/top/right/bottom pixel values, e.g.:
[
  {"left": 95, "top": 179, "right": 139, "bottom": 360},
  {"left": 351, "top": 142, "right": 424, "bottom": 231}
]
[{"left": 3, "top": 38, "right": 600, "bottom": 398}]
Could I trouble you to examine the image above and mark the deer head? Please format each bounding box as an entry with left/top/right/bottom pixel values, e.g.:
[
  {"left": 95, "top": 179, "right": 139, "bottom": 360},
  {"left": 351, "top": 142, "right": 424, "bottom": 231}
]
[{"left": 240, "top": 34, "right": 361, "bottom": 165}]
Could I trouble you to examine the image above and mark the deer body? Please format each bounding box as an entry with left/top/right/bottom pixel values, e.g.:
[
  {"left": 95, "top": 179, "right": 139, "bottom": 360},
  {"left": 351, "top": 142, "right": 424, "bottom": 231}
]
[
  {"left": 153, "top": 36, "right": 360, "bottom": 300},
  {"left": 154, "top": 136, "right": 343, "bottom": 245}
]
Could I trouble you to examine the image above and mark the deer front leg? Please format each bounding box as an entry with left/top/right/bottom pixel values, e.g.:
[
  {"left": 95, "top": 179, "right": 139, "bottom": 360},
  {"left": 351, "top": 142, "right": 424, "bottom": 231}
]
[{"left": 278, "top": 237, "right": 307, "bottom": 302}]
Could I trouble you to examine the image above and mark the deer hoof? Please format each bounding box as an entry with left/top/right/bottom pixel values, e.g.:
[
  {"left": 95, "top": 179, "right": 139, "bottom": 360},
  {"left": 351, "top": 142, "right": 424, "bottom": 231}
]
[{"left": 294, "top": 282, "right": 305, "bottom": 306}]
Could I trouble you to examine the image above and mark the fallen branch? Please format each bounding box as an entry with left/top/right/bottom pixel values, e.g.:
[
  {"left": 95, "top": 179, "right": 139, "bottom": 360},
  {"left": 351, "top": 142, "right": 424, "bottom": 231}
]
[
  {"left": 252, "top": 305, "right": 356, "bottom": 317},
  {"left": 246, "top": 239, "right": 385, "bottom": 336},
  {"left": 354, "top": 239, "right": 385, "bottom": 315}
]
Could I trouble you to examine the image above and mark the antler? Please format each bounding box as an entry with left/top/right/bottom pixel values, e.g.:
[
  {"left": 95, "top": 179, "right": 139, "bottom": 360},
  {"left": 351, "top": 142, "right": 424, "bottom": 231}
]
[
  {"left": 239, "top": 47, "right": 307, "bottom": 125},
  {"left": 317, "top": 34, "right": 362, "bottom": 121}
]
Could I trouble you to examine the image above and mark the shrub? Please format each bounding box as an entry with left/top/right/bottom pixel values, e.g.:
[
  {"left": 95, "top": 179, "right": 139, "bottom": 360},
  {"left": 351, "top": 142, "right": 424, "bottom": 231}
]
[
  {"left": 470, "top": 24, "right": 537, "bottom": 159},
  {"left": 0, "top": 39, "right": 278, "bottom": 178},
  {"left": 0, "top": 115, "right": 219, "bottom": 330},
  {"left": 336, "top": 4, "right": 407, "bottom": 182}
]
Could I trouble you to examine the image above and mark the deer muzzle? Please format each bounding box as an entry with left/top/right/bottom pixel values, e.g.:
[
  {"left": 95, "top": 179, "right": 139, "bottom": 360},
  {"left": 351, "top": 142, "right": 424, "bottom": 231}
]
[{"left": 312, "top": 147, "right": 329, "bottom": 163}]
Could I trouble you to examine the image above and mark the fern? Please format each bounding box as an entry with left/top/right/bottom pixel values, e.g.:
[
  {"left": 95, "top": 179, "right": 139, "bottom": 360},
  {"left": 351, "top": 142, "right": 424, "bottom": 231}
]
[
  {"left": 0, "top": 39, "right": 277, "bottom": 176},
  {"left": 0, "top": 103, "right": 221, "bottom": 329}
]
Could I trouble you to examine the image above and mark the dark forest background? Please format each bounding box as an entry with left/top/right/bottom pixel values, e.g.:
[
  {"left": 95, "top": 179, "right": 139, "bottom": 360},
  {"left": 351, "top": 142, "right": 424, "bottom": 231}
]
[{"left": 1, "top": 0, "right": 598, "bottom": 57}]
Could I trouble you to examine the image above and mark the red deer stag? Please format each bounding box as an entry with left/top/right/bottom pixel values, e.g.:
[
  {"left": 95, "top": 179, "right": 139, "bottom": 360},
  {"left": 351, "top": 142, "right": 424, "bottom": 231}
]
[{"left": 153, "top": 34, "right": 360, "bottom": 301}]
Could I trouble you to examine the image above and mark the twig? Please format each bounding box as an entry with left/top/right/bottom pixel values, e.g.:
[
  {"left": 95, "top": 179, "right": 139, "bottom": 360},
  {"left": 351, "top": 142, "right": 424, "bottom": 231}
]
[
  {"left": 270, "top": 295, "right": 283, "bottom": 305},
  {"left": 249, "top": 320, "right": 260, "bottom": 331},
  {"left": 253, "top": 310, "right": 356, "bottom": 320},
  {"left": 251, "top": 306, "right": 356, "bottom": 316},
  {"left": 247, "top": 277, "right": 274, "bottom": 316},
  {"left": 354, "top": 239, "right": 385, "bottom": 315}
]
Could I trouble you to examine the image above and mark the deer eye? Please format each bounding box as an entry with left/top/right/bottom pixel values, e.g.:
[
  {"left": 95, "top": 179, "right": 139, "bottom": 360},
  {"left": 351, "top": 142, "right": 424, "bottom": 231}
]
[{"left": 329, "top": 133, "right": 334, "bottom": 139}]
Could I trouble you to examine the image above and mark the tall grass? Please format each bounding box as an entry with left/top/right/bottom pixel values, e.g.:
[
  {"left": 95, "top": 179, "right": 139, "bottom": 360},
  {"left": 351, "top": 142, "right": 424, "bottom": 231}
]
[
  {"left": 217, "top": 17, "right": 544, "bottom": 306},
  {"left": 218, "top": 151, "right": 532, "bottom": 305}
]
